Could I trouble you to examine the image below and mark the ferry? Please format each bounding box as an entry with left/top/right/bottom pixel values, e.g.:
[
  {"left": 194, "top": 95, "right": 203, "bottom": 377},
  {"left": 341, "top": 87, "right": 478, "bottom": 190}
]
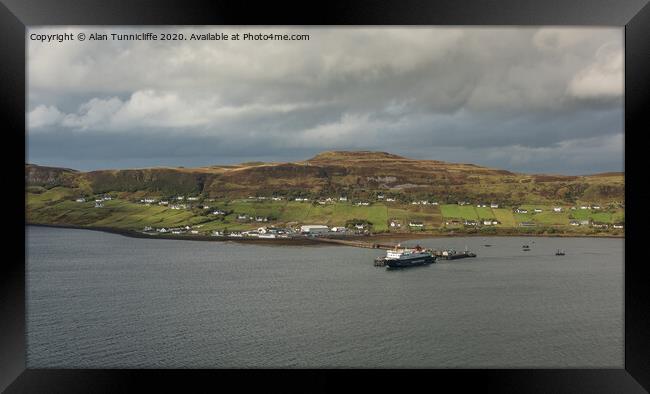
[{"left": 382, "top": 244, "right": 435, "bottom": 268}]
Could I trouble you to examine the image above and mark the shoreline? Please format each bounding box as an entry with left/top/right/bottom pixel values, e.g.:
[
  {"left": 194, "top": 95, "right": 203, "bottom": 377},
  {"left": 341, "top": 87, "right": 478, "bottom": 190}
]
[{"left": 26, "top": 222, "right": 624, "bottom": 247}]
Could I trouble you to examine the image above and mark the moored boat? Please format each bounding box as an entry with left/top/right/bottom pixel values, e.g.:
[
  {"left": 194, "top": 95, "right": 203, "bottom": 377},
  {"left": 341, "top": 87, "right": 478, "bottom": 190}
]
[{"left": 381, "top": 244, "right": 435, "bottom": 268}]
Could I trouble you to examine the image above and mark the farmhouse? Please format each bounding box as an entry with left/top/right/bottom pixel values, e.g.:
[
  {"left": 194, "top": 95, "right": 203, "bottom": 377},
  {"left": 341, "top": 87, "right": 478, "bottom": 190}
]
[
  {"left": 212, "top": 210, "right": 226, "bottom": 215},
  {"left": 515, "top": 208, "right": 528, "bottom": 214},
  {"left": 339, "top": 197, "right": 348, "bottom": 201},
  {"left": 354, "top": 223, "right": 366, "bottom": 230},
  {"left": 386, "top": 198, "right": 396, "bottom": 202},
  {"left": 300, "top": 225, "right": 329, "bottom": 234},
  {"left": 613, "top": 224, "right": 624, "bottom": 229},
  {"left": 389, "top": 220, "right": 401, "bottom": 228},
  {"left": 464, "top": 220, "right": 478, "bottom": 226},
  {"left": 330, "top": 226, "right": 346, "bottom": 232},
  {"left": 490, "top": 203, "right": 499, "bottom": 208},
  {"left": 159, "top": 201, "right": 169, "bottom": 206},
  {"left": 553, "top": 207, "right": 562, "bottom": 212},
  {"left": 409, "top": 221, "right": 424, "bottom": 227},
  {"left": 377, "top": 194, "right": 385, "bottom": 200},
  {"left": 569, "top": 220, "right": 580, "bottom": 226}
]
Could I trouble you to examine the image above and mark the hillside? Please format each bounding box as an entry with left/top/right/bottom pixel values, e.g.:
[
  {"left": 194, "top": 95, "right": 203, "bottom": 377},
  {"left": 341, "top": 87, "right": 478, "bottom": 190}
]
[{"left": 26, "top": 151, "right": 624, "bottom": 205}]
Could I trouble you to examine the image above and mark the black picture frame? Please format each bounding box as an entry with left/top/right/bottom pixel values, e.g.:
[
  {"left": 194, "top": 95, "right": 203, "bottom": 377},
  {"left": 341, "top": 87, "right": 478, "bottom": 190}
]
[{"left": 2, "top": 0, "right": 649, "bottom": 392}]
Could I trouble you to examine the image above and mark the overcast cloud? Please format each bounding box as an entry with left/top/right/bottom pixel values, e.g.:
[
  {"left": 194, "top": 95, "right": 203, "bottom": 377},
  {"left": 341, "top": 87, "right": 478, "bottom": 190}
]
[{"left": 27, "top": 27, "right": 623, "bottom": 174}]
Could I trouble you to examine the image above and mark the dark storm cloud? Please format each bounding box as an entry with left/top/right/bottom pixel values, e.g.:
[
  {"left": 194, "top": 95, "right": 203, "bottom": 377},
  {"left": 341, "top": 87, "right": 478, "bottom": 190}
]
[{"left": 27, "top": 27, "right": 623, "bottom": 173}]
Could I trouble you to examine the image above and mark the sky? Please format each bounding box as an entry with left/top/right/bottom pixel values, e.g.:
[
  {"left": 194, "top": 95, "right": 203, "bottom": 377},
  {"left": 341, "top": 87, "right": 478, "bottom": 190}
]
[{"left": 27, "top": 27, "right": 624, "bottom": 175}]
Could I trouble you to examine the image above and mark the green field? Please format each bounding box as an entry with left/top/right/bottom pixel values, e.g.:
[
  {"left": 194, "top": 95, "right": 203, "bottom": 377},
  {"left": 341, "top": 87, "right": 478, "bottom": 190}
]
[{"left": 26, "top": 191, "right": 625, "bottom": 234}]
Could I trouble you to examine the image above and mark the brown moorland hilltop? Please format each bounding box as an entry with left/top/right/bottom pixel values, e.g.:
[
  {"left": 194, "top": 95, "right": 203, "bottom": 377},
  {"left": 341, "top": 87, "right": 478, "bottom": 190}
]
[{"left": 25, "top": 151, "right": 624, "bottom": 205}]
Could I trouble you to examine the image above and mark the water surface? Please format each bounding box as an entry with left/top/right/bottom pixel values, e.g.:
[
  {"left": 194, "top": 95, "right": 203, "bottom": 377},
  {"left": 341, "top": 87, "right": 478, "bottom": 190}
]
[{"left": 27, "top": 226, "right": 623, "bottom": 368}]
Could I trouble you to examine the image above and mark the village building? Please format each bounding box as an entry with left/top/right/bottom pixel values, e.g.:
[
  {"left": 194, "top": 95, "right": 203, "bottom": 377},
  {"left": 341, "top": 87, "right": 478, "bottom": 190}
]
[
  {"left": 377, "top": 194, "right": 385, "bottom": 199},
  {"left": 212, "top": 210, "right": 226, "bottom": 215},
  {"left": 339, "top": 197, "right": 348, "bottom": 201},
  {"left": 385, "top": 198, "right": 396, "bottom": 202},
  {"left": 159, "top": 201, "right": 169, "bottom": 206},
  {"left": 409, "top": 221, "right": 424, "bottom": 227},
  {"left": 613, "top": 224, "right": 624, "bottom": 229},
  {"left": 553, "top": 207, "right": 562, "bottom": 212},
  {"left": 490, "top": 203, "right": 499, "bottom": 208},
  {"left": 515, "top": 208, "right": 528, "bottom": 214},
  {"left": 300, "top": 225, "right": 329, "bottom": 234}
]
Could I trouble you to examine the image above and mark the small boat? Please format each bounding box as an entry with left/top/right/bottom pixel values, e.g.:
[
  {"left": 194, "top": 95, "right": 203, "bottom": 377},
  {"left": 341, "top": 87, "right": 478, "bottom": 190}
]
[
  {"left": 483, "top": 244, "right": 493, "bottom": 247},
  {"left": 522, "top": 244, "right": 530, "bottom": 251},
  {"left": 555, "top": 249, "right": 565, "bottom": 256}
]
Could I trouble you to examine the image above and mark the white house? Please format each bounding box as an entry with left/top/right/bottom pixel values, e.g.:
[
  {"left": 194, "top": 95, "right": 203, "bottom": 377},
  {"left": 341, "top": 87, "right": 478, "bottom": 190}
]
[
  {"left": 177, "top": 196, "right": 185, "bottom": 200},
  {"left": 553, "top": 207, "right": 562, "bottom": 212},
  {"left": 377, "top": 194, "right": 385, "bottom": 199},
  {"left": 75, "top": 198, "right": 86, "bottom": 202},
  {"left": 237, "top": 214, "right": 248, "bottom": 220},
  {"left": 158, "top": 228, "right": 168, "bottom": 233},
  {"left": 534, "top": 209, "right": 543, "bottom": 213},
  {"left": 613, "top": 224, "right": 624, "bottom": 229},
  {"left": 490, "top": 203, "right": 499, "bottom": 208},
  {"left": 187, "top": 197, "right": 199, "bottom": 201},
  {"left": 339, "top": 197, "right": 348, "bottom": 201},
  {"left": 212, "top": 210, "right": 226, "bottom": 215},
  {"left": 159, "top": 201, "right": 169, "bottom": 206},
  {"left": 330, "top": 226, "right": 346, "bottom": 232},
  {"left": 190, "top": 230, "right": 199, "bottom": 234},
  {"left": 515, "top": 208, "right": 528, "bottom": 214},
  {"left": 386, "top": 198, "right": 396, "bottom": 202},
  {"left": 354, "top": 223, "right": 366, "bottom": 230},
  {"left": 94, "top": 202, "right": 104, "bottom": 208},
  {"left": 409, "top": 222, "right": 424, "bottom": 227}
]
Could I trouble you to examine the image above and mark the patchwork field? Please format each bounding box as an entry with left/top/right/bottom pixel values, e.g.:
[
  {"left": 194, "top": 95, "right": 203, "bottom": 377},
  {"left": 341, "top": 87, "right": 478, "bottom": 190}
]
[{"left": 26, "top": 191, "right": 624, "bottom": 235}]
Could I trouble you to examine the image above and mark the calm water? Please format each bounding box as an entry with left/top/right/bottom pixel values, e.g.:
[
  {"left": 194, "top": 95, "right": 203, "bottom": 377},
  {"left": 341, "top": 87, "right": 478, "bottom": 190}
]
[{"left": 26, "top": 226, "right": 623, "bottom": 368}]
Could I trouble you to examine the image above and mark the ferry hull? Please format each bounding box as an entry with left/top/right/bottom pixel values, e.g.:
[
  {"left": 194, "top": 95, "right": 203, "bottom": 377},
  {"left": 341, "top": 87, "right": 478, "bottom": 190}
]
[{"left": 385, "top": 255, "right": 436, "bottom": 268}]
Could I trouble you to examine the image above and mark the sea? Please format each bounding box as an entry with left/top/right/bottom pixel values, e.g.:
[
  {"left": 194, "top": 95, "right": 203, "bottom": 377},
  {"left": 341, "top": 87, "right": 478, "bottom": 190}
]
[{"left": 26, "top": 225, "right": 624, "bottom": 368}]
